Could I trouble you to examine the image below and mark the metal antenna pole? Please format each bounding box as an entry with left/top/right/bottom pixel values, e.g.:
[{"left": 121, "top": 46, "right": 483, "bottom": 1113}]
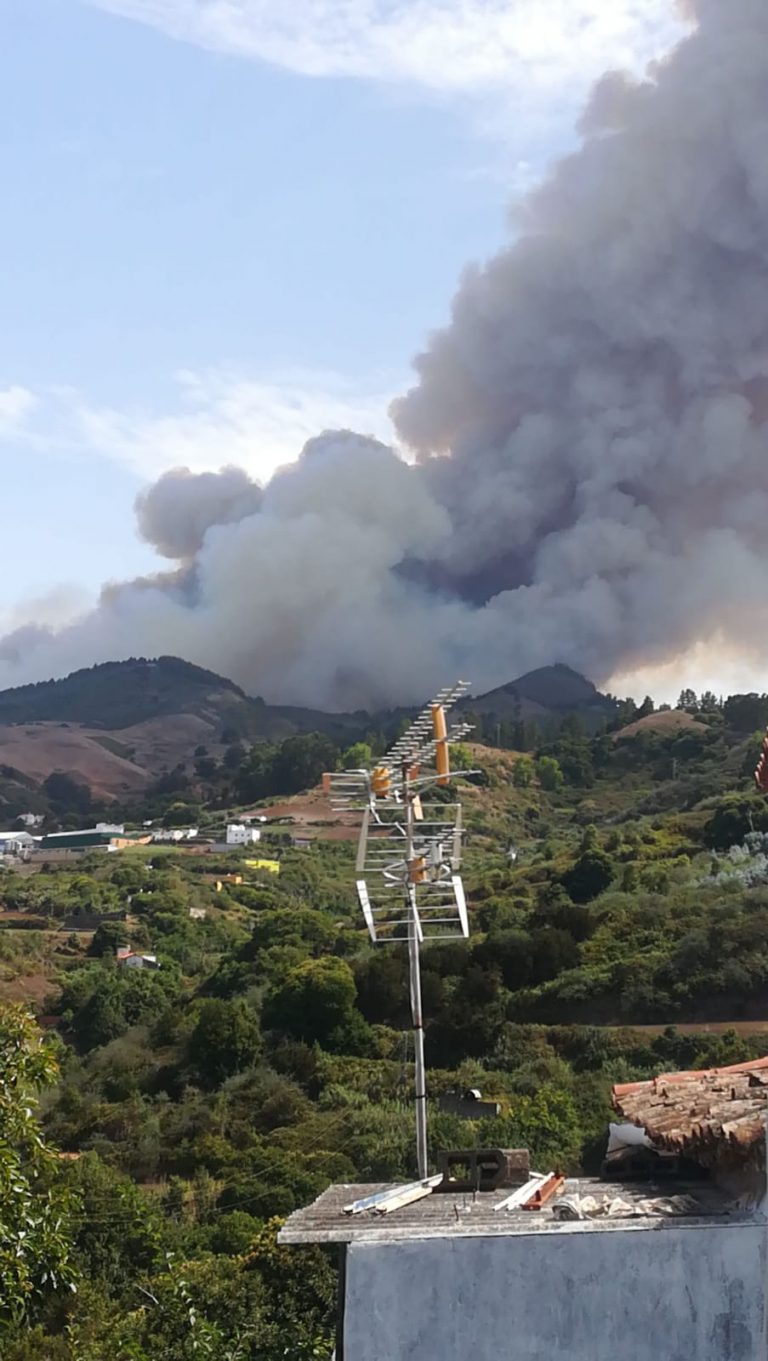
[
  {"left": 408, "top": 893, "right": 428, "bottom": 1180},
  {"left": 404, "top": 760, "right": 428, "bottom": 1180}
]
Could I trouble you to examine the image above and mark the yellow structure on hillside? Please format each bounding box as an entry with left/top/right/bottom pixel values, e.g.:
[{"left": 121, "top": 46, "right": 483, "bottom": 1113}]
[{"left": 244, "top": 858, "right": 281, "bottom": 875}]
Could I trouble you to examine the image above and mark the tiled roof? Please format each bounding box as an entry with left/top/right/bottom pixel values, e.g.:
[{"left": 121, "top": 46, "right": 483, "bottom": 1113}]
[{"left": 613, "top": 1058, "right": 768, "bottom": 1169}]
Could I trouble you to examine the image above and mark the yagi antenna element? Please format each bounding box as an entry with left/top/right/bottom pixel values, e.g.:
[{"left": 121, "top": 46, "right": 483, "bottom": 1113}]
[{"left": 324, "top": 681, "right": 474, "bottom": 1179}]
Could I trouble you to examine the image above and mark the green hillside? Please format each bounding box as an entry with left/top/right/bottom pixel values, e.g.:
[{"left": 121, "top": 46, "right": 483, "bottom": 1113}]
[
  {"left": 0, "top": 657, "right": 249, "bottom": 728},
  {"left": 0, "top": 656, "right": 365, "bottom": 739},
  {"left": 3, "top": 685, "right": 768, "bottom": 1357}
]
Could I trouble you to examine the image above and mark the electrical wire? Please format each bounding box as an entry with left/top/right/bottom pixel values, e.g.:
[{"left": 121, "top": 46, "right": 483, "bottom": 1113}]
[{"left": 61, "top": 1101, "right": 359, "bottom": 1227}]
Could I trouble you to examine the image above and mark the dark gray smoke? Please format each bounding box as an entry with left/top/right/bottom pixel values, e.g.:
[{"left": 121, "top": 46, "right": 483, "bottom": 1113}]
[{"left": 5, "top": 0, "right": 768, "bottom": 708}]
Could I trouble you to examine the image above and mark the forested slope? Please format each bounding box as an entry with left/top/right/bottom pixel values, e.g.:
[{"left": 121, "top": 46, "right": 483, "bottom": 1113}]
[{"left": 4, "top": 687, "right": 768, "bottom": 1356}]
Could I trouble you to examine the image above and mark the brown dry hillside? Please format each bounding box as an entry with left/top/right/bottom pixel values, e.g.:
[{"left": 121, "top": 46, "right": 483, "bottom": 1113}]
[
  {"left": 0, "top": 713, "right": 236, "bottom": 800},
  {"left": 0, "top": 723, "right": 150, "bottom": 799},
  {"left": 114, "top": 713, "right": 225, "bottom": 776},
  {"left": 613, "top": 710, "right": 704, "bottom": 741}
]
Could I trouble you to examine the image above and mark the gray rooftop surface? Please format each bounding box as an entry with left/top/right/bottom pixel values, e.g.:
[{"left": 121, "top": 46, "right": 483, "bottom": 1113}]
[{"left": 278, "top": 1178, "right": 752, "bottom": 1246}]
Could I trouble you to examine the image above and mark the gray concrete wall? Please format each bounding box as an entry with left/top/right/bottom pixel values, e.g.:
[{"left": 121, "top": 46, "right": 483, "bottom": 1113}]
[{"left": 343, "top": 1222, "right": 767, "bottom": 1361}]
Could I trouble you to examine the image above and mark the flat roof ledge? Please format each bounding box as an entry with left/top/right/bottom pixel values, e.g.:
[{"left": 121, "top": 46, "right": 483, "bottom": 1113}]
[{"left": 278, "top": 1179, "right": 758, "bottom": 1247}]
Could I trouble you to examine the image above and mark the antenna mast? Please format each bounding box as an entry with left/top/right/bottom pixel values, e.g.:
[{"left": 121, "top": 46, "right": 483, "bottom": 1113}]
[{"left": 325, "top": 682, "right": 474, "bottom": 1179}]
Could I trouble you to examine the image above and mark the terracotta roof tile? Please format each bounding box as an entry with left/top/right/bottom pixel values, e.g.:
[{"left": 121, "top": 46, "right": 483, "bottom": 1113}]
[{"left": 613, "top": 1059, "right": 768, "bottom": 1170}]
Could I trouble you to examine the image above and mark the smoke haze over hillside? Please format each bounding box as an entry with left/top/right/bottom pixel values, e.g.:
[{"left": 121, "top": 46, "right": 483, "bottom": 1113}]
[{"left": 6, "top": 0, "right": 768, "bottom": 708}]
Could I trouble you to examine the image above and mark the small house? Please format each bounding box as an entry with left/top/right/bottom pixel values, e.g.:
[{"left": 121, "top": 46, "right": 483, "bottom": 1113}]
[
  {"left": 116, "top": 948, "right": 159, "bottom": 970},
  {"left": 438, "top": 1088, "right": 502, "bottom": 1120}
]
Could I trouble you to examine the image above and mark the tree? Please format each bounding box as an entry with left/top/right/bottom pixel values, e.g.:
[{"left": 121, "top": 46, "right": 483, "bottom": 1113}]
[
  {"left": 513, "top": 756, "right": 534, "bottom": 789},
  {"left": 536, "top": 756, "right": 564, "bottom": 792},
  {"left": 555, "top": 740, "right": 595, "bottom": 788},
  {"left": 66, "top": 1152, "right": 162, "bottom": 1291},
  {"left": 724, "top": 693, "right": 768, "bottom": 734},
  {"left": 0, "top": 1005, "right": 79, "bottom": 1328},
  {"left": 194, "top": 755, "right": 218, "bottom": 779},
  {"left": 223, "top": 743, "right": 246, "bottom": 771},
  {"left": 270, "top": 734, "right": 339, "bottom": 796},
  {"left": 703, "top": 796, "right": 768, "bottom": 851},
  {"left": 677, "top": 689, "right": 699, "bottom": 712},
  {"left": 342, "top": 742, "right": 373, "bottom": 769},
  {"left": 530, "top": 928, "right": 580, "bottom": 983},
  {"left": 265, "top": 957, "right": 372, "bottom": 1053},
  {"left": 450, "top": 744, "right": 474, "bottom": 772},
  {"left": 61, "top": 964, "right": 182, "bottom": 1051},
  {"left": 472, "top": 930, "right": 534, "bottom": 991},
  {"left": 699, "top": 691, "right": 721, "bottom": 713},
  {"left": 43, "top": 773, "right": 92, "bottom": 816},
  {"left": 188, "top": 999, "right": 262, "bottom": 1087},
  {"left": 611, "top": 697, "right": 637, "bottom": 729},
  {"left": 163, "top": 801, "right": 201, "bottom": 828},
  {"left": 355, "top": 952, "right": 409, "bottom": 1026},
  {"left": 88, "top": 921, "right": 129, "bottom": 958},
  {"left": 561, "top": 849, "right": 615, "bottom": 904}
]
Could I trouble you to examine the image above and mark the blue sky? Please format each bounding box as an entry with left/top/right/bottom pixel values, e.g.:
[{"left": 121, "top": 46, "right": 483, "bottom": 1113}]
[{"left": 0, "top": 0, "right": 683, "bottom": 635}]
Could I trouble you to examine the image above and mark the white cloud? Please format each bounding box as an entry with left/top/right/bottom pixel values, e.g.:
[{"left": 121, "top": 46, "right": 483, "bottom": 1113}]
[
  {"left": 83, "top": 1, "right": 690, "bottom": 98},
  {"left": 0, "top": 386, "right": 37, "bottom": 437},
  {"left": 0, "top": 368, "right": 398, "bottom": 485},
  {"left": 71, "top": 368, "right": 399, "bottom": 482}
]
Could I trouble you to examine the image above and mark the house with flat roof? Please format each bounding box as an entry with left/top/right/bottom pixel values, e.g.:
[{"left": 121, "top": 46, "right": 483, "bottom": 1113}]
[{"left": 280, "top": 1058, "right": 768, "bottom": 1361}]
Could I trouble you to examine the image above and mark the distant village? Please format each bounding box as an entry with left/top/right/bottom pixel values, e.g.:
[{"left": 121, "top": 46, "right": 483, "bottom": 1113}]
[
  {"left": 0, "top": 815, "right": 289, "bottom": 972},
  {"left": 0, "top": 816, "right": 285, "bottom": 862}
]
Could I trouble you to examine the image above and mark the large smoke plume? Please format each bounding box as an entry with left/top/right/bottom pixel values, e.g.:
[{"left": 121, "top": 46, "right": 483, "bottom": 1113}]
[{"left": 5, "top": 0, "right": 768, "bottom": 709}]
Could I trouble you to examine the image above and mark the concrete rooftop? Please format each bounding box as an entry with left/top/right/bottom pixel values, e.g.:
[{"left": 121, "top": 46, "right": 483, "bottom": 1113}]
[{"left": 278, "top": 1177, "right": 745, "bottom": 1246}]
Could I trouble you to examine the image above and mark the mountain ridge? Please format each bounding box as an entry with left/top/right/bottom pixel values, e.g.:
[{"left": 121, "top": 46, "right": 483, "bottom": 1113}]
[
  {"left": 0, "top": 656, "right": 615, "bottom": 732},
  {"left": 0, "top": 656, "right": 617, "bottom": 806}
]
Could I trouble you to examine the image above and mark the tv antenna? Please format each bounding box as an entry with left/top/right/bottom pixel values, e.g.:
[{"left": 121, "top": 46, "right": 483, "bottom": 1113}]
[{"left": 324, "top": 681, "right": 474, "bottom": 1179}]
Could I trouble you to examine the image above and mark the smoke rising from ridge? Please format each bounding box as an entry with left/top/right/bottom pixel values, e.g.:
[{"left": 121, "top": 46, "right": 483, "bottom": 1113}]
[{"left": 6, "top": 0, "right": 768, "bottom": 708}]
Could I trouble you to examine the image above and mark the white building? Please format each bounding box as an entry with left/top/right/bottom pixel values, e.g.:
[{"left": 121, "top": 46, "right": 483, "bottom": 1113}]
[
  {"left": 95, "top": 822, "right": 125, "bottom": 834},
  {"left": 18, "top": 813, "right": 44, "bottom": 828},
  {"left": 226, "top": 823, "right": 261, "bottom": 846},
  {"left": 152, "top": 827, "right": 199, "bottom": 843},
  {"left": 281, "top": 1058, "right": 768, "bottom": 1361},
  {"left": 0, "top": 830, "right": 36, "bottom": 857}
]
